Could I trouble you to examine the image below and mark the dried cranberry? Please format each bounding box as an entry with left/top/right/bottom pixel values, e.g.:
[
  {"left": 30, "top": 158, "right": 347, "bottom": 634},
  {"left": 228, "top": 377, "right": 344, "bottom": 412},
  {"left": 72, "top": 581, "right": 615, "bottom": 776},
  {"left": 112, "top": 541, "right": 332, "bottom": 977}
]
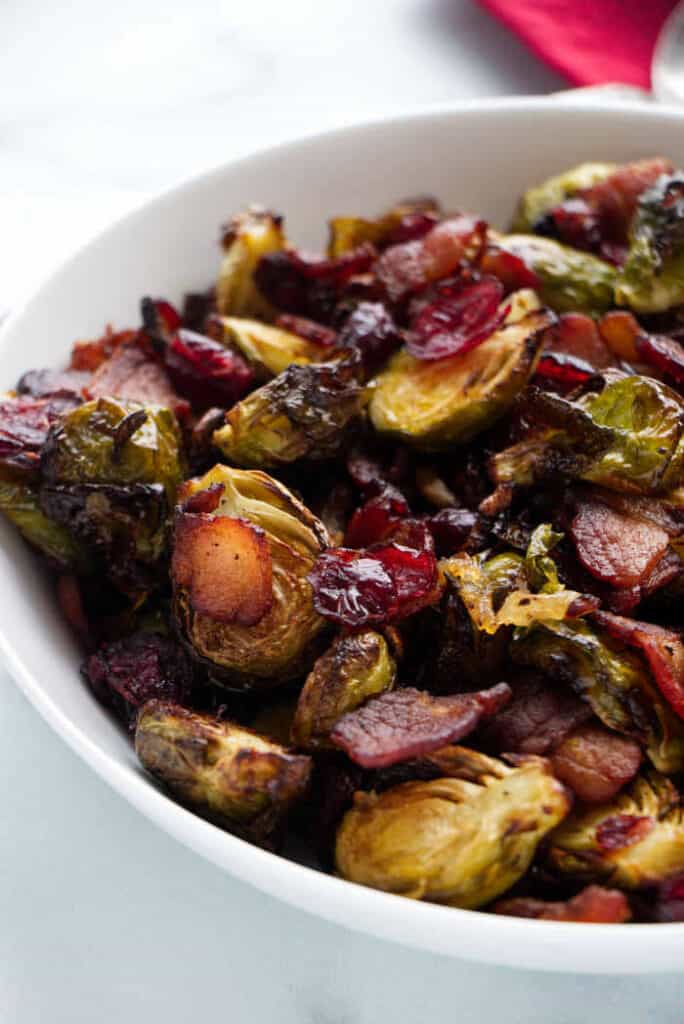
[
  {"left": 255, "top": 245, "right": 376, "bottom": 321},
  {"left": 345, "top": 487, "right": 410, "bottom": 548},
  {"left": 164, "top": 329, "right": 253, "bottom": 411},
  {"left": 153, "top": 299, "right": 182, "bottom": 333},
  {"left": 276, "top": 314, "right": 337, "bottom": 348},
  {"left": 480, "top": 247, "right": 541, "bottom": 293},
  {"left": 596, "top": 814, "right": 653, "bottom": 851},
  {"left": 83, "top": 631, "right": 194, "bottom": 728},
  {"left": 309, "top": 536, "right": 438, "bottom": 627},
  {"left": 406, "top": 277, "right": 506, "bottom": 361},
  {"left": 336, "top": 301, "right": 403, "bottom": 374},
  {"left": 425, "top": 507, "right": 477, "bottom": 555},
  {"left": 535, "top": 351, "right": 596, "bottom": 389},
  {"left": 636, "top": 333, "right": 684, "bottom": 384}
]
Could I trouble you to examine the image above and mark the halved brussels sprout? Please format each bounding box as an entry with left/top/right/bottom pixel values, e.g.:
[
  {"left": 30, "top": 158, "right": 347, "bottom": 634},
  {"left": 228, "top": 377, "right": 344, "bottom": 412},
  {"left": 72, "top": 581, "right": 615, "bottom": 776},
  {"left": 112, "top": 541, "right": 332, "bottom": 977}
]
[
  {"left": 488, "top": 235, "right": 616, "bottom": 314},
  {"left": 512, "top": 618, "right": 684, "bottom": 773},
  {"left": 491, "top": 373, "right": 684, "bottom": 497},
  {"left": 216, "top": 207, "right": 286, "bottom": 319},
  {"left": 369, "top": 305, "right": 553, "bottom": 450},
  {"left": 173, "top": 464, "right": 329, "bottom": 689},
  {"left": 335, "top": 747, "right": 569, "bottom": 908},
  {"left": 41, "top": 397, "right": 184, "bottom": 501},
  {"left": 213, "top": 359, "right": 365, "bottom": 468},
  {"left": 0, "top": 475, "right": 85, "bottom": 568},
  {"left": 135, "top": 700, "right": 311, "bottom": 840},
  {"left": 39, "top": 398, "right": 184, "bottom": 590},
  {"left": 547, "top": 770, "right": 684, "bottom": 888},
  {"left": 220, "top": 316, "right": 327, "bottom": 378},
  {"left": 328, "top": 196, "right": 440, "bottom": 257},
  {"left": 511, "top": 162, "right": 616, "bottom": 233},
  {"left": 616, "top": 173, "right": 684, "bottom": 313},
  {"left": 291, "top": 630, "right": 396, "bottom": 750}
]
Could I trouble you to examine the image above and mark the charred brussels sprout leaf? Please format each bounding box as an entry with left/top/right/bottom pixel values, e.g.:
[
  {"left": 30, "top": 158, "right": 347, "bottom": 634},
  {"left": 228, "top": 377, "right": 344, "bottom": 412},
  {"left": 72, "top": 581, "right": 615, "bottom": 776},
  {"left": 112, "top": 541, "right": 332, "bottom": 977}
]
[
  {"left": 548, "top": 770, "right": 684, "bottom": 888},
  {"left": 488, "top": 235, "right": 616, "bottom": 314},
  {"left": 291, "top": 630, "right": 396, "bottom": 750},
  {"left": 213, "top": 359, "right": 365, "bottom": 468},
  {"left": 369, "top": 306, "right": 553, "bottom": 450},
  {"left": 616, "top": 174, "right": 684, "bottom": 313},
  {"left": 443, "top": 546, "right": 589, "bottom": 636},
  {"left": 512, "top": 618, "right": 684, "bottom": 773},
  {"left": 492, "top": 374, "right": 684, "bottom": 496},
  {"left": 173, "top": 464, "right": 329, "bottom": 689},
  {"left": 40, "top": 398, "right": 184, "bottom": 591},
  {"left": 511, "top": 162, "right": 616, "bottom": 233},
  {"left": 0, "top": 476, "right": 85, "bottom": 568},
  {"left": 216, "top": 207, "right": 286, "bottom": 319},
  {"left": 220, "top": 316, "right": 327, "bottom": 378},
  {"left": 328, "top": 196, "right": 441, "bottom": 257},
  {"left": 335, "top": 748, "right": 569, "bottom": 908},
  {"left": 135, "top": 700, "right": 311, "bottom": 841}
]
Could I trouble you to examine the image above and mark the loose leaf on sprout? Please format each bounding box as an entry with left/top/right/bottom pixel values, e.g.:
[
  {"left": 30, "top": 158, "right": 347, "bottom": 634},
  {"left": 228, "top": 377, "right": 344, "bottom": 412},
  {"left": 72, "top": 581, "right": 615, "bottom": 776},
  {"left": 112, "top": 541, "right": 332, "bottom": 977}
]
[
  {"left": 593, "top": 609, "right": 684, "bottom": 721},
  {"left": 330, "top": 682, "right": 511, "bottom": 768},
  {"left": 406, "top": 277, "right": 507, "bottom": 361}
]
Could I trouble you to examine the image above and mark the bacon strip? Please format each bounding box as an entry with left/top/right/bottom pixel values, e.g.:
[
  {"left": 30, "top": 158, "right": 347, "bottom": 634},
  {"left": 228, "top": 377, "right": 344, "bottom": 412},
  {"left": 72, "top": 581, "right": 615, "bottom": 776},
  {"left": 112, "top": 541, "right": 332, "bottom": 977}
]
[
  {"left": 85, "top": 343, "right": 190, "bottom": 419},
  {"left": 330, "top": 683, "right": 511, "bottom": 769},
  {"left": 494, "top": 886, "right": 631, "bottom": 923},
  {"left": 571, "top": 498, "right": 669, "bottom": 588},
  {"left": 550, "top": 724, "right": 642, "bottom": 803},
  {"left": 482, "top": 674, "right": 592, "bottom": 756},
  {"left": 593, "top": 609, "right": 684, "bottom": 721}
]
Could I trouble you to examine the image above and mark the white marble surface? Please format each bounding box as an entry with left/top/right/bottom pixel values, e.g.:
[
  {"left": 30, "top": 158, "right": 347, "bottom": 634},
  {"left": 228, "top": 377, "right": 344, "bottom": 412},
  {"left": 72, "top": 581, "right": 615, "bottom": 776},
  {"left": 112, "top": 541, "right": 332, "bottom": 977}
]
[{"left": 1, "top": 2, "right": 680, "bottom": 1020}]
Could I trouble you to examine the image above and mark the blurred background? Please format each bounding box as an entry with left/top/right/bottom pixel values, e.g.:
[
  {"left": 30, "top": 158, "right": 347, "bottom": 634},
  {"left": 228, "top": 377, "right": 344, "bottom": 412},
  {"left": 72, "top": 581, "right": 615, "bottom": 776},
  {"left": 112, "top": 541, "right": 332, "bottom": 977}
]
[{"left": 2, "top": 2, "right": 683, "bottom": 1022}]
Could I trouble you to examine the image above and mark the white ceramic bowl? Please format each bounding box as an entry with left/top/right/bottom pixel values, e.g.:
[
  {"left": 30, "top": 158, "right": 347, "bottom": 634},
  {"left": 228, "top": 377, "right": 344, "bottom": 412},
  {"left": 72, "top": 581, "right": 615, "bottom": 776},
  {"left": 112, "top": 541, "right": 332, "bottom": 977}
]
[{"left": 3, "top": 98, "right": 684, "bottom": 974}]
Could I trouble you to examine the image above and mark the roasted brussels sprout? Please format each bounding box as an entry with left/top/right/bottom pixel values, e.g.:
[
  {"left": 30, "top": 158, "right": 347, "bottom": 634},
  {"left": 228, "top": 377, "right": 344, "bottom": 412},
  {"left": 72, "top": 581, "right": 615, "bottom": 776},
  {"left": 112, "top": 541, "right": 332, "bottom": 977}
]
[
  {"left": 328, "top": 196, "right": 441, "bottom": 257},
  {"left": 135, "top": 700, "right": 311, "bottom": 840},
  {"left": 220, "top": 316, "right": 327, "bottom": 378},
  {"left": 491, "top": 373, "right": 684, "bottom": 497},
  {"left": 172, "top": 464, "right": 329, "bottom": 689},
  {"left": 547, "top": 770, "right": 684, "bottom": 888},
  {"left": 335, "top": 747, "right": 569, "bottom": 908},
  {"left": 213, "top": 358, "right": 365, "bottom": 468},
  {"left": 369, "top": 304, "right": 553, "bottom": 450},
  {"left": 216, "top": 207, "right": 286, "bottom": 319},
  {"left": 0, "top": 475, "right": 85, "bottom": 568},
  {"left": 39, "top": 397, "right": 184, "bottom": 590},
  {"left": 511, "top": 162, "right": 616, "bottom": 233},
  {"left": 616, "top": 173, "right": 684, "bottom": 313},
  {"left": 486, "top": 235, "right": 616, "bottom": 313},
  {"left": 512, "top": 618, "right": 684, "bottom": 773},
  {"left": 291, "top": 630, "right": 396, "bottom": 750}
]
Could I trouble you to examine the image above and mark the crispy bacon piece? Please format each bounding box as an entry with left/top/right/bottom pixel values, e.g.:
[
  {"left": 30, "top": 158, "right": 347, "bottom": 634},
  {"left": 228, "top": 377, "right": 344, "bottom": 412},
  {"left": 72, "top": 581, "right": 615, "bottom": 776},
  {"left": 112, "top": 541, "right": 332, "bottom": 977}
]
[
  {"left": 596, "top": 814, "right": 654, "bottom": 851},
  {"left": 593, "top": 609, "right": 684, "bottom": 720},
  {"left": 583, "top": 157, "right": 674, "bottom": 244},
  {"left": 330, "top": 682, "right": 511, "bottom": 768},
  {"left": 551, "top": 724, "right": 642, "bottom": 803},
  {"left": 85, "top": 343, "right": 190, "bottom": 419},
  {"left": 494, "top": 885, "right": 631, "bottom": 923},
  {"left": 543, "top": 313, "right": 614, "bottom": 369},
  {"left": 570, "top": 497, "right": 670, "bottom": 589},
  {"left": 0, "top": 394, "right": 76, "bottom": 473},
  {"left": 636, "top": 333, "right": 684, "bottom": 384},
  {"left": 597, "top": 310, "right": 642, "bottom": 362},
  {"left": 17, "top": 368, "right": 90, "bottom": 400},
  {"left": 172, "top": 513, "right": 273, "bottom": 626},
  {"left": 69, "top": 327, "right": 138, "bottom": 372},
  {"left": 375, "top": 215, "right": 486, "bottom": 304},
  {"left": 276, "top": 314, "right": 337, "bottom": 348},
  {"left": 482, "top": 674, "right": 592, "bottom": 756}
]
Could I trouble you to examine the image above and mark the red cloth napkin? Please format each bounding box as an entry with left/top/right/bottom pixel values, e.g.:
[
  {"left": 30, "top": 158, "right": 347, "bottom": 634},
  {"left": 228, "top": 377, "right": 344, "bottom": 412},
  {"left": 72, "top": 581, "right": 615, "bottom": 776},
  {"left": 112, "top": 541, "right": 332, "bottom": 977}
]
[{"left": 477, "top": 0, "right": 678, "bottom": 89}]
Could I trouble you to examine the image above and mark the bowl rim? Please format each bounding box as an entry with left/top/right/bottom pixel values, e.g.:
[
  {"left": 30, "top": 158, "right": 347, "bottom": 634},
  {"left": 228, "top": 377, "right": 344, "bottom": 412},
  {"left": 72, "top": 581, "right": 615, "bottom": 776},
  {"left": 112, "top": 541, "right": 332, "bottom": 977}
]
[{"left": 4, "top": 95, "right": 684, "bottom": 974}]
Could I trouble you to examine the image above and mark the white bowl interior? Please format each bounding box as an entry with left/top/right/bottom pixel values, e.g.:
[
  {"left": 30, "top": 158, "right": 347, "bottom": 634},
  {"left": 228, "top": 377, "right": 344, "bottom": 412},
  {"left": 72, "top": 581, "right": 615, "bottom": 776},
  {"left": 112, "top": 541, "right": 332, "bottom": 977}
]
[{"left": 3, "top": 99, "right": 684, "bottom": 973}]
